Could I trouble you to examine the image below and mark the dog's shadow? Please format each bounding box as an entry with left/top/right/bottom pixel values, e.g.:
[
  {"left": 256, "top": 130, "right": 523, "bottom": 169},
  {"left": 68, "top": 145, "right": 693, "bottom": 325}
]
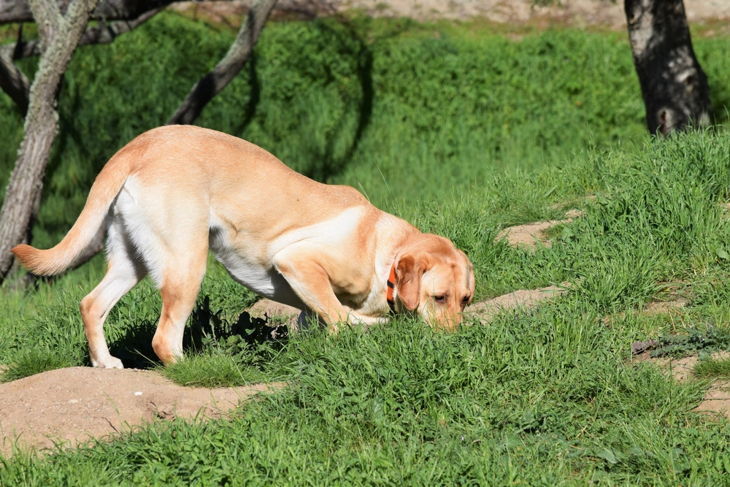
[{"left": 109, "top": 296, "right": 289, "bottom": 370}]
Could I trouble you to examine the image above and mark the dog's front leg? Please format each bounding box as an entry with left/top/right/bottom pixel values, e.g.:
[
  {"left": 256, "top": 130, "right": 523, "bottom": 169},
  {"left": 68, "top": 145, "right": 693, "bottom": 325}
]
[{"left": 273, "top": 251, "right": 361, "bottom": 333}]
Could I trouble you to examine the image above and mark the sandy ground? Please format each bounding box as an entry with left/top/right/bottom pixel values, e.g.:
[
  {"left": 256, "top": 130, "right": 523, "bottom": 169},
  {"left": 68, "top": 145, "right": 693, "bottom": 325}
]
[
  {"left": 175, "top": 0, "right": 730, "bottom": 30},
  {"left": 336, "top": 0, "right": 730, "bottom": 26},
  {"left": 495, "top": 209, "right": 583, "bottom": 251},
  {"left": 0, "top": 367, "right": 283, "bottom": 457}
]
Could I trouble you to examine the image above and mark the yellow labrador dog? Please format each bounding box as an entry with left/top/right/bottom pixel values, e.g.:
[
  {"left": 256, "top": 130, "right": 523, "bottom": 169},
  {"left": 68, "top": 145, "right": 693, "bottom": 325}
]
[{"left": 13, "top": 126, "right": 475, "bottom": 368}]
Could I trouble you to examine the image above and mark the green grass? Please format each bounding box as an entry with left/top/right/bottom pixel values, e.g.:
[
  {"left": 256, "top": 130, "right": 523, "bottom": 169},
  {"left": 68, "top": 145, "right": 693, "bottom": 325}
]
[
  {"left": 161, "top": 351, "right": 262, "bottom": 387},
  {"left": 1, "top": 13, "right": 730, "bottom": 486},
  {"left": 694, "top": 357, "right": 730, "bottom": 379}
]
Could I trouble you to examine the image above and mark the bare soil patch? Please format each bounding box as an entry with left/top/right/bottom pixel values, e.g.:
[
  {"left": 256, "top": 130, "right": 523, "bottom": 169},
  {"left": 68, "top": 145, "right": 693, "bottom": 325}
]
[
  {"left": 247, "top": 298, "right": 300, "bottom": 320},
  {"left": 604, "top": 297, "right": 690, "bottom": 325},
  {"left": 698, "top": 380, "right": 730, "bottom": 418},
  {"left": 247, "top": 298, "right": 300, "bottom": 325},
  {"left": 0, "top": 367, "right": 283, "bottom": 457},
  {"left": 642, "top": 298, "right": 689, "bottom": 316},
  {"left": 338, "top": 0, "right": 730, "bottom": 27},
  {"left": 495, "top": 210, "right": 583, "bottom": 251},
  {"left": 174, "top": 1, "right": 730, "bottom": 30},
  {"left": 466, "top": 284, "right": 567, "bottom": 323},
  {"left": 633, "top": 351, "right": 730, "bottom": 419}
]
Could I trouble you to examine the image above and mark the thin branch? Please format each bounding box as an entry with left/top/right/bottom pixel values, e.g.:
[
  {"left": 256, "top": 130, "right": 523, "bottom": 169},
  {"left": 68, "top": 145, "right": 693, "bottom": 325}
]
[
  {"left": 0, "top": 48, "right": 29, "bottom": 112},
  {"left": 3, "top": 7, "right": 161, "bottom": 59},
  {"left": 0, "top": 7, "right": 159, "bottom": 115},
  {"left": 168, "top": 0, "right": 278, "bottom": 125}
]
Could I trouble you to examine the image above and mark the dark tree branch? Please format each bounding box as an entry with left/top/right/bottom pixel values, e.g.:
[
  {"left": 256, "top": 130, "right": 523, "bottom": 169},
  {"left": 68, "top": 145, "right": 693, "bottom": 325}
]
[
  {"left": 2, "top": 6, "right": 161, "bottom": 59},
  {"left": 0, "top": 0, "right": 181, "bottom": 24},
  {"left": 624, "top": 0, "right": 711, "bottom": 134},
  {"left": 168, "top": 0, "right": 278, "bottom": 125},
  {"left": 0, "top": 47, "right": 29, "bottom": 112}
]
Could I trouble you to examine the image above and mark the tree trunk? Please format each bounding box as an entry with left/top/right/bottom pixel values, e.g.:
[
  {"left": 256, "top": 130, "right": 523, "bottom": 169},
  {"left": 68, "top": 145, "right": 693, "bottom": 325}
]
[
  {"left": 168, "top": 0, "right": 278, "bottom": 125},
  {"left": 0, "top": 0, "right": 98, "bottom": 281},
  {"left": 624, "top": 0, "right": 711, "bottom": 135}
]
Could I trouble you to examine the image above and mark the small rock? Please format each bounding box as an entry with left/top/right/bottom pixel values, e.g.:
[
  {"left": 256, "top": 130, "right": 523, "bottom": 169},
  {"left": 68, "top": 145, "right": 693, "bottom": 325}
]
[
  {"left": 563, "top": 208, "right": 585, "bottom": 219},
  {"left": 631, "top": 340, "right": 658, "bottom": 355}
]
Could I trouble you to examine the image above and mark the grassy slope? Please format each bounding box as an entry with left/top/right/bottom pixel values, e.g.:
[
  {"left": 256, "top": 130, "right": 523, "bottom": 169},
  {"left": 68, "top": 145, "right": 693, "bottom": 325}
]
[{"left": 1, "top": 14, "right": 730, "bottom": 485}]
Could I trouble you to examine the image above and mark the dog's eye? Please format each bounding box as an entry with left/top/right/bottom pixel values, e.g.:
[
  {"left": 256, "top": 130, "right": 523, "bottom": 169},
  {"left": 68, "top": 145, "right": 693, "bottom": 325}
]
[
  {"left": 433, "top": 295, "right": 447, "bottom": 303},
  {"left": 462, "top": 296, "right": 470, "bottom": 304}
]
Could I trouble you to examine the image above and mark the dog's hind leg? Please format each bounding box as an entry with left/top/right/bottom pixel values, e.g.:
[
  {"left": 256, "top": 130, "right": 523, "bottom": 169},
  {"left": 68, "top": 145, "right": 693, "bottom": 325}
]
[
  {"left": 116, "top": 181, "right": 209, "bottom": 365},
  {"left": 80, "top": 222, "right": 146, "bottom": 369},
  {"left": 150, "top": 244, "right": 208, "bottom": 365}
]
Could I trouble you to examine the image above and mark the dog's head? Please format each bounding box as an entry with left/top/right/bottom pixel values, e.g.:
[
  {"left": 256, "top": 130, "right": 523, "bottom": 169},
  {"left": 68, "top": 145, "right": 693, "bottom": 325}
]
[{"left": 393, "top": 234, "right": 475, "bottom": 330}]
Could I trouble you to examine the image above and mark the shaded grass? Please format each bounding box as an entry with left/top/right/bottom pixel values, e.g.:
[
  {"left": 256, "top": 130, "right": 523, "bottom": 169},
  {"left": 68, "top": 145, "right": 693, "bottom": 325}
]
[{"left": 1, "top": 13, "right": 654, "bottom": 250}]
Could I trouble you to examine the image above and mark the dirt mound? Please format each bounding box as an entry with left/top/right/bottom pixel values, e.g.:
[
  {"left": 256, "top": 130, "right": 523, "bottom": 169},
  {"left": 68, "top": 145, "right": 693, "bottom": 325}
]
[
  {"left": 0, "top": 367, "right": 283, "bottom": 457},
  {"left": 496, "top": 210, "right": 583, "bottom": 251},
  {"left": 466, "top": 284, "right": 567, "bottom": 323}
]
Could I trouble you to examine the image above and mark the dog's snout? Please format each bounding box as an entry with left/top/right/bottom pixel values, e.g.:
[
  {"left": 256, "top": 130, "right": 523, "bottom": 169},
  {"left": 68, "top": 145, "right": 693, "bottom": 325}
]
[{"left": 426, "top": 310, "right": 463, "bottom": 332}]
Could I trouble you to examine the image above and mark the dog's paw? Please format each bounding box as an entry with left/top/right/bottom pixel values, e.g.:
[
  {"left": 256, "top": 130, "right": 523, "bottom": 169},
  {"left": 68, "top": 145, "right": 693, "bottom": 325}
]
[
  {"left": 348, "top": 312, "right": 389, "bottom": 327},
  {"left": 92, "top": 356, "right": 124, "bottom": 369}
]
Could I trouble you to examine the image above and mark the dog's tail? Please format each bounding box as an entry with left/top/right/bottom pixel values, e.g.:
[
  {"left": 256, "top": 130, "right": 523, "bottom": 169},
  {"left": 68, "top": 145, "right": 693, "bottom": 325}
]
[{"left": 12, "top": 150, "right": 134, "bottom": 276}]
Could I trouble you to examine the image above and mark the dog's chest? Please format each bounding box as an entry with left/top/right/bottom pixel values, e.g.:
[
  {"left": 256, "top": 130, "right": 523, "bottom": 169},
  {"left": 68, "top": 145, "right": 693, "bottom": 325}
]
[
  {"left": 210, "top": 227, "right": 303, "bottom": 307},
  {"left": 214, "top": 249, "right": 303, "bottom": 306},
  {"left": 217, "top": 249, "right": 271, "bottom": 289}
]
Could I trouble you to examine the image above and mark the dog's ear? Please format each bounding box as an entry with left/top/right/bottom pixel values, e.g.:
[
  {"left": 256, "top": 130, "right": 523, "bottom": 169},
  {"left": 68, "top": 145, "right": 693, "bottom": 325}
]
[{"left": 395, "top": 253, "right": 429, "bottom": 311}]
